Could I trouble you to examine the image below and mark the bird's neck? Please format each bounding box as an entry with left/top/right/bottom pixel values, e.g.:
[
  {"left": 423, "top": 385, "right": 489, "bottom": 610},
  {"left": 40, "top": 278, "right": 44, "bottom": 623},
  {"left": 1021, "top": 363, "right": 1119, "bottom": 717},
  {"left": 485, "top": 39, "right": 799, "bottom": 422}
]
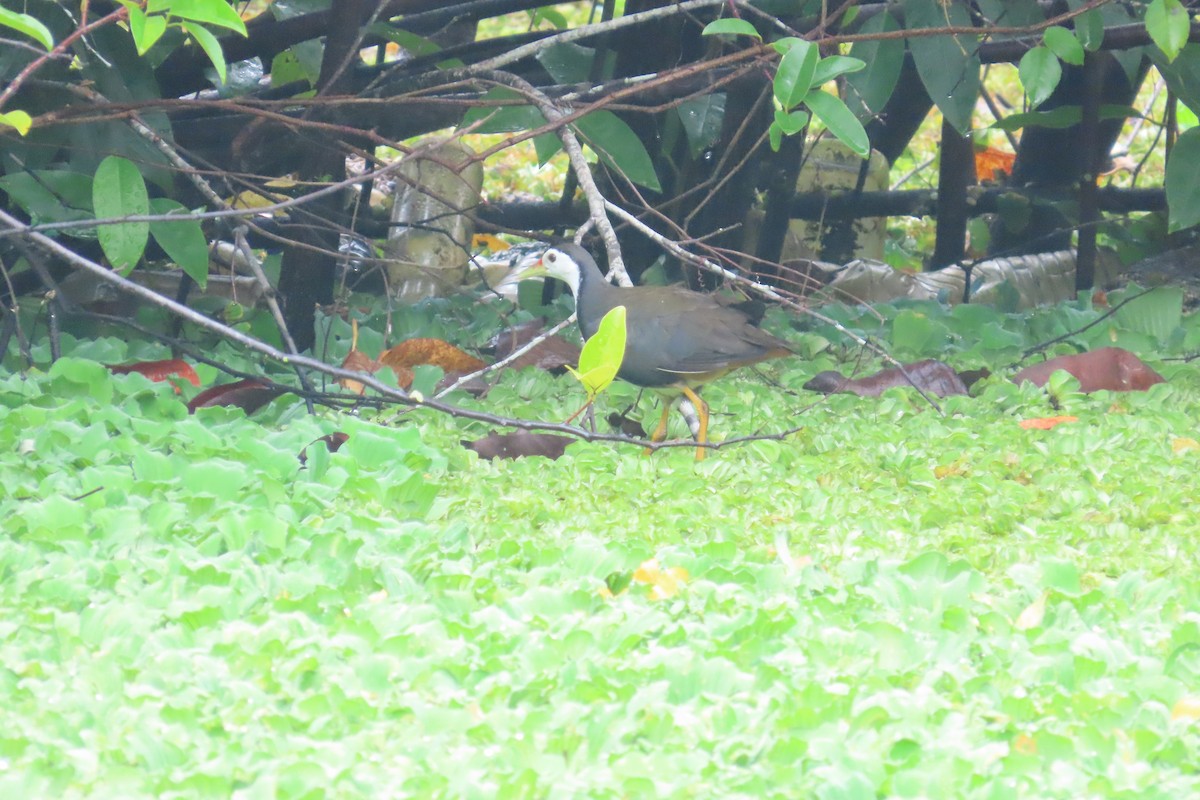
[{"left": 575, "top": 257, "right": 621, "bottom": 340}]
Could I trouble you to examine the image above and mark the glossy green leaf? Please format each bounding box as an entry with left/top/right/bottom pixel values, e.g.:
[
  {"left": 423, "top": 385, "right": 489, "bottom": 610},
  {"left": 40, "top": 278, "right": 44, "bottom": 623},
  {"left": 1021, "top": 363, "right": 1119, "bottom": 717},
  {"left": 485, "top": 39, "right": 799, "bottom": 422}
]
[
  {"left": 93, "top": 156, "right": 150, "bottom": 274},
  {"left": 149, "top": 198, "right": 209, "bottom": 288},
  {"left": 0, "top": 6, "right": 54, "bottom": 50},
  {"left": 1018, "top": 46, "right": 1062, "bottom": 108},
  {"left": 573, "top": 111, "right": 661, "bottom": 191},
  {"left": 533, "top": 132, "right": 563, "bottom": 165},
  {"left": 774, "top": 38, "right": 819, "bottom": 110},
  {"left": 183, "top": 22, "right": 228, "bottom": 84},
  {"left": 462, "top": 89, "right": 547, "bottom": 133},
  {"left": 0, "top": 170, "right": 94, "bottom": 226},
  {"left": 169, "top": 0, "right": 248, "bottom": 35},
  {"left": 773, "top": 107, "right": 809, "bottom": 136},
  {"left": 993, "top": 104, "right": 1140, "bottom": 131},
  {"left": 905, "top": 0, "right": 981, "bottom": 133},
  {"left": 1074, "top": 8, "right": 1105, "bottom": 51},
  {"left": 1042, "top": 26, "right": 1084, "bottom": 66},
  {"left": 536, "top": 42, "right": 594, "bottom": 84},
  {"left": 567, "top": 304, "right": 626, "bottom": 399},
  {"left": 675, "top": 93, "right": 726, "bottom": 158},
  {"left": 701, "top": 19, "right": 761, "bottom": 39},
  {"left": 124, "top": 3, "right": 168, "bottom": 55},
  {"left": 1167, "top": 127, "right": 1200, "bottom": 231},
  {"left": 846, "top": 12, "right": 904, "bottom": 119},
  {"left": 366, "top": 24, "right": 441, "bottom": 57},
  {"left": 804, "top": 90, "right": 869, "bottom": 157},
  {"left": 1146, "top": 0, "right": 1189, "bottom": 63},
  {"left": 811, "top": 56, "right": 866, "bottom": 87}
]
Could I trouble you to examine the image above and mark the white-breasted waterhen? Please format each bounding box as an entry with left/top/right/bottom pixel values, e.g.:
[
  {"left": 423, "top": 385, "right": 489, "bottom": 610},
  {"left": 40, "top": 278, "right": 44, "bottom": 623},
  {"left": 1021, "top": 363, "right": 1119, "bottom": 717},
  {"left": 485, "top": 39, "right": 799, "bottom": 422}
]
[{"left": 515, "top": 243, "right": 792, "bottom": 459}]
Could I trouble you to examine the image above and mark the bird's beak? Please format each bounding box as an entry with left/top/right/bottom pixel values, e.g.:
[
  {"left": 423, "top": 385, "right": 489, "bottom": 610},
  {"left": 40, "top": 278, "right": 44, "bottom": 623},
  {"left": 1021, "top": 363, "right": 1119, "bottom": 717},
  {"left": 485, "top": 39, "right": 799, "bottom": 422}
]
[{"left": 510, "top": 253, "right": 548, "bottom": 281}]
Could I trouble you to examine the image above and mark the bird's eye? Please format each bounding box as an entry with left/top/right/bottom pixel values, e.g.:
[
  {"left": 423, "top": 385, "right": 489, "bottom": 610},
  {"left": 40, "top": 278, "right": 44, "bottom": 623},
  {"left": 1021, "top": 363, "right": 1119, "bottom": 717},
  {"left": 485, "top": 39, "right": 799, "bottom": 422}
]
[{"left": 547, "top": 253, "right": 556, "bottom": 263}]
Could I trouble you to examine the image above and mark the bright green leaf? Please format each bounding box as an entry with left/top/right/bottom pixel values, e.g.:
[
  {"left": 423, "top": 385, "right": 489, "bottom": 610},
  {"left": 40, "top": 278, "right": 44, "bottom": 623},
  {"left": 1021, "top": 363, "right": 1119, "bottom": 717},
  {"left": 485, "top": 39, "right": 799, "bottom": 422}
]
[
  {"left": 774, "top": 38, "right": 819, "bottom": 110},
  {"left": 1075, "top": 8, "right": 1105, "bottom": 51},
  {"left": 0, "top": 6, "right": 54, "bottom": 50},
  {"left": 169, "top": 0, "right": 248, "bottom": 35},
  {"left": 567, "top": 305, "right": 626, "bottom": 400},
  {"left": 93, "top": 156, "right": 150, "bottom": 274},
  {"left": 1042, "top": 26, "right": 1084, "bottom": 66},
  {"left": 125, "top": 4, "right": 168, "bottom": 54},
  {"left": 1018, "top": 46, "right": 1062, "bottom": 108},
  {"left": 183, "top": 22, "right": 229, "bottom": 84},
  {"left": 1146, "top": 0, "right": 1190, "bottom": 63},
  {"left": 811, "top": 55, "right": 866, "bottom": 87},
  {"left": 773, "top": 107, "right": 809, "bottom": 136},
  {"left": 0, "top": 110, "right": 33, "bottom": 136},
  {"left": 701, "top": 19, "right": 761, "bottom": 39},
  {"left": 804, "top": 90, "right": 870, "bottom": 158}
]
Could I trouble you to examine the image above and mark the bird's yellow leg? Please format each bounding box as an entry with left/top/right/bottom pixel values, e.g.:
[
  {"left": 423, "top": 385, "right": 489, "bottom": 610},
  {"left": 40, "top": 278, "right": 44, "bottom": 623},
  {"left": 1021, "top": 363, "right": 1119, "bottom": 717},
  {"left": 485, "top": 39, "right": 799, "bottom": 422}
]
[
  {"left": 644, "top": 402, "right": 672, "bottom": 455},
  {"left": 681, "top": 386, "right": 709, "bottom": 461}
]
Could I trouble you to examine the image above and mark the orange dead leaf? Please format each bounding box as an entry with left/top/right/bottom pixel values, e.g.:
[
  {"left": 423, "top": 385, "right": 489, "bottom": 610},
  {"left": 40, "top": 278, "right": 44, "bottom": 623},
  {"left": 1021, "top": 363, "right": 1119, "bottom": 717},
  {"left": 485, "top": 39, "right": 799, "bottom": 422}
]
[
  {"left": 632, "top": 559, "right": 689, "bottom": 601},
  {"left": 1172, "top": 437, "right": 1200, "bottom": 454},
  {"left": 1172, "top": 696, "right": 1200, "bottom": 722},
  {"left": 338, "top": 319, "right": 382, "bottom": 395},
  {"left": 109, "top": 359, "right": 200, "bottom": 392},
  {"left": 380, "top": 337, "right": 487, "bottom": 374},
  {"left": 1019, "top": 416, "right": 1078, "bottom": 430},
  {"left": 1013, "top": 734, "right": 1038, "bottom": 755},
  {"left": 472, "top": 233, "right": 509, "bottom": 253},
  {"left": 974, "top": 146, "right": 1015, "bottom": 183}
]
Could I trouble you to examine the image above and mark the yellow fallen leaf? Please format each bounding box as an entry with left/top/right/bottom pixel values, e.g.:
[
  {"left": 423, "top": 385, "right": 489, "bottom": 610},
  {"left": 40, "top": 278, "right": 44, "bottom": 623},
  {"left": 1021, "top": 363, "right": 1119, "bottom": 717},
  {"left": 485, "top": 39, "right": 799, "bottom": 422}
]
[
  {"left": 1172, "top": 437, "right": 1200, "bottom": 454},
  {"left": 632, "top": 559, "right": 689, "bottom": 600},
  {"left": 1172, "top": 696, "right": 1200, "bottom": 722},
  {"left": 1013, "top": 733, "right": 1037, "bottom": 755},
  {"left": 1014, "top": 592, "right": 1047, "bottom": 630}
]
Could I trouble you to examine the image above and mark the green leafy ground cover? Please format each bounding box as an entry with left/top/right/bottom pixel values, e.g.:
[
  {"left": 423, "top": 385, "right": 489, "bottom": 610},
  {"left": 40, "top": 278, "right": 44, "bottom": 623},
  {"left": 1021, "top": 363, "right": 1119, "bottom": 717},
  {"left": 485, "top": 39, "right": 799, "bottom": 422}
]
[{"left": 3, "top": 292, "right": 1200, "bottom": 798}]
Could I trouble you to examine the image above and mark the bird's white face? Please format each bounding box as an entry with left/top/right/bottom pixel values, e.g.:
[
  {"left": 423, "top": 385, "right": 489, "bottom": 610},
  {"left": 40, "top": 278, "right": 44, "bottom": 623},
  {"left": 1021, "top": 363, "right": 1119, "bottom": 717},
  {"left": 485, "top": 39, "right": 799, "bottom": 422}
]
[{"left": 530, "top": 247, "right": 583, "bottom": 297}]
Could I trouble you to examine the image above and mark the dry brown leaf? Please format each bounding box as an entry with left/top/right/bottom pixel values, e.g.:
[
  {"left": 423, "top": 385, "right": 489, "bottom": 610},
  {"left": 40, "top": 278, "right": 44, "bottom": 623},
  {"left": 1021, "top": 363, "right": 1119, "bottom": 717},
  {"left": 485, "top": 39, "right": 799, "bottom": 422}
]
[
  {"left": 381, "top": 337, "right": 487, "bottom": 373},
  {"left": 463, "top": 430, "right": 574, "bottom": 461},
  {"left": 804, "top": 359, "right": 970, "bottom": 398},
  {"left": 1012, "top": 348, "right": 1165, "bottom": 393},
  {"left": 339, "top": 348, "right": 381, "bottom": 395}
]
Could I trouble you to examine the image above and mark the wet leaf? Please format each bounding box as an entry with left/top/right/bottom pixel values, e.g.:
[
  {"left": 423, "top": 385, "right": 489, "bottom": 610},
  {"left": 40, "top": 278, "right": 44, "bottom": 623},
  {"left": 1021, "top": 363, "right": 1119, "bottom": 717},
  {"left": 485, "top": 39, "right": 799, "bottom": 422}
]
[
  {"left": 298, "top": 432, "right": 349, "bottom": 464},
  {"left": 462, "top": 430, "right": 575, "bottom": 461},
  {"left": 803, "top": 360, "right": 969, "bottom": 397},
  {"left": 1011, "top": 348, "right": 1165, "bottom": 393},
  {"left": 109, "top": 359, "right": 201, "bottom": 391},
  {"left": 380, "top": 338, "right": 487, "bottom": 374},
  {"left": 187, "top": 378, "right": 285, "bottom": 414},
  {"left": 1019, "top": 415, "right": 1079, "bottom": 430}
]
